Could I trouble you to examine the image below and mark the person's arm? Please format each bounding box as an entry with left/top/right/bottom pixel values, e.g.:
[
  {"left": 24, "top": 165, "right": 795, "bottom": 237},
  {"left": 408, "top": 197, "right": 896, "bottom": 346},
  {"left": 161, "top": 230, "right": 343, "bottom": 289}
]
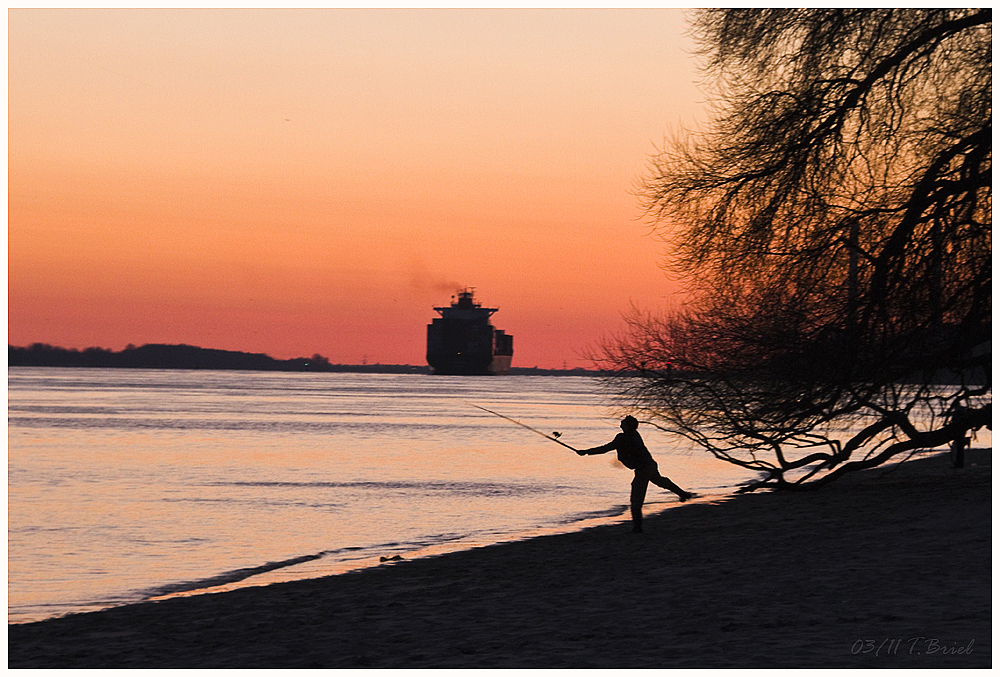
[{"left": 575, "top": 440, "right": 617, "bottom": 456}]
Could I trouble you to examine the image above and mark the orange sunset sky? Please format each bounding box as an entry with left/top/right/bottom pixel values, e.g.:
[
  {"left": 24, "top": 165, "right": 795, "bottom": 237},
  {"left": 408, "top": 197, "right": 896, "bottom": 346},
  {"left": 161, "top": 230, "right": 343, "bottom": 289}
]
[{"left": 9, "top": 8, "right": 706, "bottom": 369}]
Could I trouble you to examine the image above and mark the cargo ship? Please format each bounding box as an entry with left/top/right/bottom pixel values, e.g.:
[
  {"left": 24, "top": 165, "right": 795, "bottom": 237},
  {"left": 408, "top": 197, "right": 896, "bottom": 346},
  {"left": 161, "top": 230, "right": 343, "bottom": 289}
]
[{"left": 426, "top": 289, "right": 513, "bottom": 375}]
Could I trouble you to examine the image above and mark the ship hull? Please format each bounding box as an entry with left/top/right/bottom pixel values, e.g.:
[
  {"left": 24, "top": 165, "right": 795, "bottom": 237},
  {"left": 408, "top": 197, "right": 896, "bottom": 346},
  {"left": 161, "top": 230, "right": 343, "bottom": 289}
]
[
  {"left": 426, "top": 357, "right": 494, "bottom": 376},
  {"left": 425, "top": 353, "right": 512, "bottom": 376},
  {"left": 488, "top": 354, "right": 512, "bottom": 375}
]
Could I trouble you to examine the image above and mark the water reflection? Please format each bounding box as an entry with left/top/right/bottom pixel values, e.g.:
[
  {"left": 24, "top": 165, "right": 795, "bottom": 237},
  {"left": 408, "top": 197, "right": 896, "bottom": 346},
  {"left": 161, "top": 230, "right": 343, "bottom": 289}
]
[{"left": 8, "top": 369, "right": 775, "bottom": 623}]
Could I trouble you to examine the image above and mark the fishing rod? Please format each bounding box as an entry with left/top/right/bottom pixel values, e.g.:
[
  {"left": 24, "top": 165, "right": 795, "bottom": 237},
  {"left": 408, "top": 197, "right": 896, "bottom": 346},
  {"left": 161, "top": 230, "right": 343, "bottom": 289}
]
[{"left": 469, "top": 403, "right": 579, "bottom": 452}]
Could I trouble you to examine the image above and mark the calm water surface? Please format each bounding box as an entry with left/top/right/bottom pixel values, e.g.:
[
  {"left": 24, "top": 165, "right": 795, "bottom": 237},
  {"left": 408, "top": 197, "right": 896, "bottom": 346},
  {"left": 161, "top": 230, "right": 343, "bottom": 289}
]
[{"left": 9, "top": 368, "right": 758, "bottom": 623}]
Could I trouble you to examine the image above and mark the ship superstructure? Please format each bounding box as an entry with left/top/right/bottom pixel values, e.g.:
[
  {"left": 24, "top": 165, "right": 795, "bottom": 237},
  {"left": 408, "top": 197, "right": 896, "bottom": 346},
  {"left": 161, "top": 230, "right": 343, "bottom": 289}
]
[{"left": 426, "top": 289, "right": 513, "bottom": 375}]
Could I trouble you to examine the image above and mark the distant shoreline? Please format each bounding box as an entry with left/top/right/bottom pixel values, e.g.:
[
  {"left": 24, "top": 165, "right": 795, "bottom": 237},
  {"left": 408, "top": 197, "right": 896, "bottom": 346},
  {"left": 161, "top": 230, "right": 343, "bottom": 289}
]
[{"left": 7, "top": 343, "right": 603, "bottom": 377}]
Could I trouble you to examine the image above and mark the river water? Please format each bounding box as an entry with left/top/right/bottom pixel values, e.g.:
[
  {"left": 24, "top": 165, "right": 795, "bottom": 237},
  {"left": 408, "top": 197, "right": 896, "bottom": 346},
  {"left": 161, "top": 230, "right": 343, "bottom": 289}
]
[{"left": 9, "top": 368, "right": 764, "bottom": 623}]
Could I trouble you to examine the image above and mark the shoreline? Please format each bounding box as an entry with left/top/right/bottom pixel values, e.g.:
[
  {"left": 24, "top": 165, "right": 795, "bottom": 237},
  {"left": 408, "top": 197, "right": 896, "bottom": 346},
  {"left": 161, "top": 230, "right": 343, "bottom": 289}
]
[
  {"left": 9, "top": 493, "right": 667, "bottom": 625},
  {"left": 8, "top": 449, "right": 990, "bottom": 668}
]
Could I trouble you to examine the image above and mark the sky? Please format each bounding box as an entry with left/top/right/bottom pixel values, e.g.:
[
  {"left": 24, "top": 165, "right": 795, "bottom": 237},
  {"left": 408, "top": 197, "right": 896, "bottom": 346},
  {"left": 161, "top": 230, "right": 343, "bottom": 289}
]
[{"left": 8, "top": 8, "right": 708, "bottom": 369}]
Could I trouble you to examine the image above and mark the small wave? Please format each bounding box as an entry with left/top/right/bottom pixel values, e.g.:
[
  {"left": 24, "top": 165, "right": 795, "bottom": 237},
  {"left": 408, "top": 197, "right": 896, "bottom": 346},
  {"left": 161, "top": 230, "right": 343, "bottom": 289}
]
[
  {"left": 7, "top": 416, "right": 473, "bottom": 437},
  {"left": 161, "top": 496, "right": 347, "bottom": 510},
  {"left": 137, "top": 535, "right": 444, "bottom": 602},
  {"left": 215, "top": 479, "right": 574, "bottom": 497},
  {"left": 558, "top": 506, "right": 628, "bottom": 524},
  {"left": 141, "top": 552, "right": 328, "bottom": 598}
]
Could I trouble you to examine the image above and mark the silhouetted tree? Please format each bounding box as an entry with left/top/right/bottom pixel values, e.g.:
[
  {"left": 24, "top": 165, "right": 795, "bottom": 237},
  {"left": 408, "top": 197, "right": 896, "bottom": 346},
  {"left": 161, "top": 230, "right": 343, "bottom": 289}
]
[{"left": 599, "top": 9, "right": 991, "bottom": 489}]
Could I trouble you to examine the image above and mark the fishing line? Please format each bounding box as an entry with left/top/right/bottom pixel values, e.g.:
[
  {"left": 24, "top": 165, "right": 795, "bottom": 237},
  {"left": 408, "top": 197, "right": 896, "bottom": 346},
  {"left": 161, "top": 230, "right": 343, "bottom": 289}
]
[{"left": 468, "top": 403, "right": 579, "bottom": 452}]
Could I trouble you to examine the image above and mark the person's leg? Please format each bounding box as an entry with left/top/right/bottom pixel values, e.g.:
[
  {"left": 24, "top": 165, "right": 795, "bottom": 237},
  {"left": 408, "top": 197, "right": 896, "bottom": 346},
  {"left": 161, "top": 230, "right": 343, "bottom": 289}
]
[
  {"left": 630, "top": 473, "right": 649, "bottom": 532},
  {"left": 648, "top": 462, "right": 693, "bottom": 500}
]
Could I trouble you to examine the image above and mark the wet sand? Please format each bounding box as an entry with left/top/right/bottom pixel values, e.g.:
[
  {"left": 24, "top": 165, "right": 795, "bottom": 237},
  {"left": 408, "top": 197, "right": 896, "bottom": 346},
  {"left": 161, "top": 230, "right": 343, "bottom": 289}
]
[{"left": 8, "top": 449, "right": 990, "bottom": 668}]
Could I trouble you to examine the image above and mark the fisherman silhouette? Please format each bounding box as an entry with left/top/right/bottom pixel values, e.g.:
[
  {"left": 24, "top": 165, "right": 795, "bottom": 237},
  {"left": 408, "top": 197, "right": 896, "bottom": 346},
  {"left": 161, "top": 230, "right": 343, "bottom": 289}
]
[{"left": 576, "top": 415, "right": 693, "bottom": 533}]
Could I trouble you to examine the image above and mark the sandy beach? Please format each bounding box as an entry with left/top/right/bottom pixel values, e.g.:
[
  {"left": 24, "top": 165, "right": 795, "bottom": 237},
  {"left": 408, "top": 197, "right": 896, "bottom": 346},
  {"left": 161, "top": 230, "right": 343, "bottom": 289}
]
[{"left": 8, "top": 449, "right": 990, "bottom": 669}]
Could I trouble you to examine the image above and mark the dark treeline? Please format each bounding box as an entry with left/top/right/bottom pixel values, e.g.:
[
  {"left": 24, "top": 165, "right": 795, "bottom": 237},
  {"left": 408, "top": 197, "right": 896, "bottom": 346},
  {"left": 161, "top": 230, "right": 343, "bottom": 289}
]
[
  {"left": 7, "top": 343, "right": 425, "bottom": 374},
  {"left": 8, "top": 343, "right": 601, "bottom": 376}
]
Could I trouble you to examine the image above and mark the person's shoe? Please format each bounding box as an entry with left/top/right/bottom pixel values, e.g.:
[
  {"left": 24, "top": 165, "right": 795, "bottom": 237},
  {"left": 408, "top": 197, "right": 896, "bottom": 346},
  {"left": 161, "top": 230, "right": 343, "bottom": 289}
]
[
  {"left": 631, "top": 525, "right": 643, "bottom": 533},
  {"left": 678, "top": 491, "right": 694, "bottom": 502}
]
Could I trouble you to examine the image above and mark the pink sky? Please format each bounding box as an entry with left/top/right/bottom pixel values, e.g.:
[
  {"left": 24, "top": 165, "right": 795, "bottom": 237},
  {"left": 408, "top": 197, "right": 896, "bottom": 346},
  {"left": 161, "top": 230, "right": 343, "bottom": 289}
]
[{"left": 8, "top": 8, "right": 706, "bottom": 368}]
